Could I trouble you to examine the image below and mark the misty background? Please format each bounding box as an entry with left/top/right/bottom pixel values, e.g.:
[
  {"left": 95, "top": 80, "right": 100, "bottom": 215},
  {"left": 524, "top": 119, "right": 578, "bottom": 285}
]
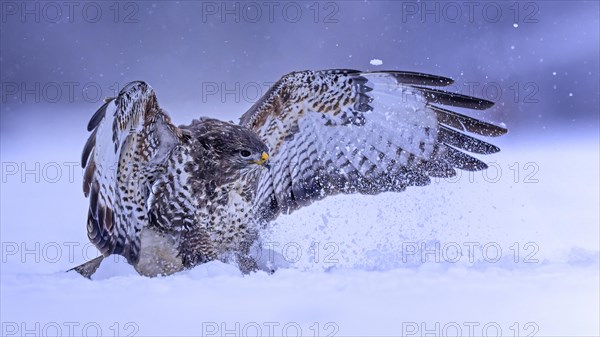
[{"left": 1, "top": 0, "right": 598, "bottom": 148}]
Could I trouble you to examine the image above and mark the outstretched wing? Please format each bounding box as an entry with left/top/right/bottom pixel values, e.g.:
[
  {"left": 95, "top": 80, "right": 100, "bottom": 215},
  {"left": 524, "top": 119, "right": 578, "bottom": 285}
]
[
  {"left": 240, "top": 70, "right": 507, "bottom": 222},
  {"left": 81, "top": 81, "right": 184, "bottom": 263}
]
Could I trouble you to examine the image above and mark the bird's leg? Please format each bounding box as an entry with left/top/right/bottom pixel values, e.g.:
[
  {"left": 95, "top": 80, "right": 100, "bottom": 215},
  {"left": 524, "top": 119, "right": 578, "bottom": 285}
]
[
  {"left": 235, "top": 233, "right": 260, "bottom": 274},
  {"left": 236, "top": 253, "right": 259, "bottom": 274},
  {"left": 178, "top": 227, "right": 217, "bottom": 269},
  {"left": 67, "top": 255, "right": 105, "bottom": 279}
]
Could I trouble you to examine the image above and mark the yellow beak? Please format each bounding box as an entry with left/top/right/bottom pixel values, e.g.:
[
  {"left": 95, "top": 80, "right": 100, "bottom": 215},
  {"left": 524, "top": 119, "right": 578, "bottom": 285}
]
[{"left": 255, "top": 152, "right": 269, "bottom": 165}]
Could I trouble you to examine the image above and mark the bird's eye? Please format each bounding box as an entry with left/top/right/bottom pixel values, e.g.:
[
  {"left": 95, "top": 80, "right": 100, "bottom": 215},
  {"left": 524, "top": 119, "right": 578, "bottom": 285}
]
[{"left": 240, "top": 150, "right": 252, "bottom": 158}]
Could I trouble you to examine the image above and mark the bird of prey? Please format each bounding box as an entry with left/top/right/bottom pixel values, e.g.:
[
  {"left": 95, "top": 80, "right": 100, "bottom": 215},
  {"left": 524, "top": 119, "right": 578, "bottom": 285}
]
[{"left": 71, "top": 69, "right": 507, "bottom": 278}]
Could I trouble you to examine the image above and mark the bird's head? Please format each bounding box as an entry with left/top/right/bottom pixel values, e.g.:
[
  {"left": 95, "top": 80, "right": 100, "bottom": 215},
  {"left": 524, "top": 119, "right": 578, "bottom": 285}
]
[{"left": 185, "top": 118, "right": 270, "bottom": 175}]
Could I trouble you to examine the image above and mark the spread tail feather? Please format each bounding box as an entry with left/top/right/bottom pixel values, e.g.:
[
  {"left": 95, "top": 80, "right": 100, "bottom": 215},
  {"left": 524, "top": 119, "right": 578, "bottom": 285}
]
[{"left": 67, "top": 256, "right": 104, "bottom": 279}]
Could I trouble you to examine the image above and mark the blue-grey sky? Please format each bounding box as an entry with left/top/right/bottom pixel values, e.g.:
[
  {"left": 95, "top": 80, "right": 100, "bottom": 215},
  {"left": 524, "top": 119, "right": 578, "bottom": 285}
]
[{"left": 1, "top": 0, "right": 598, "bottom": 149}]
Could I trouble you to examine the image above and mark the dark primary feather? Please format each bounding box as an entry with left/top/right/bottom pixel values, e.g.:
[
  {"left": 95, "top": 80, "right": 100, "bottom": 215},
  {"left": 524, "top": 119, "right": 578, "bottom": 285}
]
[
  {"left": 81, "top": 127, "right": 96, "bottom": 169},
  {"left": 429, "top": 104, "right": 507, "bottom": 137},
  {"left": 442, "top": 146, "right": 489, "bottom": 171},
  {"left": 87, "top": 98, "right": 113, "bottom": 132},
  {"left": 412, "top": 85, "right": 495, "bottom": 110},
  {"left": 375, "top": 71, "right": 455, "bottom": 86},
  {"left": 437, "top": 126, "right": 500, "bottom": 154}
]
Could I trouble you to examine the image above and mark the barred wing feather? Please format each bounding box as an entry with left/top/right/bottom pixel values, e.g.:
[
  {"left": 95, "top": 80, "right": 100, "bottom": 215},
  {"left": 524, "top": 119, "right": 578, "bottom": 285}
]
[
  {"left": 239, "top": 70, "right": 507, "bottom": 222},
  {"left": 81, "top": 81, "right": 183, "bottom": 263}
]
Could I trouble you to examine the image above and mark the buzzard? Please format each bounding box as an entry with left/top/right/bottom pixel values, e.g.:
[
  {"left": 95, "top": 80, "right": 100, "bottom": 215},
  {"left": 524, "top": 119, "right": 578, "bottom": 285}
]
[{"left": 71, "top": 69, "right": 507, "bottom": 278}]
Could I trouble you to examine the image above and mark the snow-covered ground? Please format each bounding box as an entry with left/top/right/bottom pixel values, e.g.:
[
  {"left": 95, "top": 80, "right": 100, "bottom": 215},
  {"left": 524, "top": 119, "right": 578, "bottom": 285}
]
[{"left": 1, "top": 119, "right": 598, "bottom": 336}]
